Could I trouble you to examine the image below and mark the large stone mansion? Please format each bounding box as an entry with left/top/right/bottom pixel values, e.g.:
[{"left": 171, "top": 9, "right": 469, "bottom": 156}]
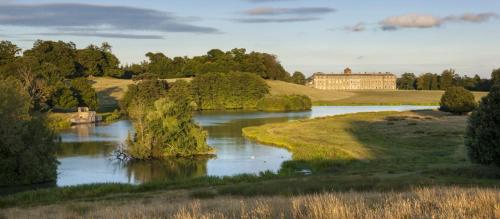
[{"left": 308, "top": 68, "right": 397, "bottom": 90}]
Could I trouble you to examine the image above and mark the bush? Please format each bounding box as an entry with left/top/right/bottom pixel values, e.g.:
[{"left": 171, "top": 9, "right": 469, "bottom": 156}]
[
  {"left": 257, "top": 95, "right": 312, "bottom": 112},
  {"left": 0, "top": 78, "right": 58, "bottom": 186},
  {"left": 439, "top": 86, "right": 477, "bottom": 114},
  {"left": 466, "top": 85, "right": 500, "bottom": 166}
]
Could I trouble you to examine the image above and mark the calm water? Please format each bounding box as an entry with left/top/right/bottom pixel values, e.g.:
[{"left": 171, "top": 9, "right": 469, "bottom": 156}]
[{"left": 57, "top": 105, "right": 436, "bottom": 186}]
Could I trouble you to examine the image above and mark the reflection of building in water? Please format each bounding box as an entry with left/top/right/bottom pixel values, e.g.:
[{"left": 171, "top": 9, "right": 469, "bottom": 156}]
[
  {"left": 72, "top": 123, "right": 96, "bottom": 137},
  {"left": 71, "top": 107, "right": 102, "bottom": 124},
  {"left": 308, "top": 68, "right": 397, "bottom": 90}
]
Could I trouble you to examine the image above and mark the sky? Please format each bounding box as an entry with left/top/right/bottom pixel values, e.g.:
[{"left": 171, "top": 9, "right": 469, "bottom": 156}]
[{"left": 0, "top": 0, "right": 499, "bottom": 77}]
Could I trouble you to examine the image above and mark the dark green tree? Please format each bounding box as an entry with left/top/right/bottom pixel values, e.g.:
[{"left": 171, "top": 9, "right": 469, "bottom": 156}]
[
  {"left": 491, "top": 68, "right": 500, "bottom": 86},
  {"left": 52, "top": 84, "right": 79, "bottom": 110},
  {"left": 439, "top": 86, "right": 477, "bottom": 114},
  {"left": 439, "top": 69, "right": 455, "bottom": 90},
  {"left": 466, "top": 85, "right": 500, "bottom": 165},
  {"left": 397, "top": 73, "right": 416, "bottom": 90},
  {"left": 121, "top": 78, "right": 169, "bottom": 113},
  {"left": 0, "top": 41, "right": 20, "bottom": 66},
  {"left": 291, "top": 71, "right": 307, "bottom": 85},
  {"left": 24, "top": 40, "right": 82, "bottom": 78},
  {"left": 71, "top": 77, "right": 98, "bottom": 110},
  {"left": 0, "top": 78, "right": 58, "bottom": 186}
]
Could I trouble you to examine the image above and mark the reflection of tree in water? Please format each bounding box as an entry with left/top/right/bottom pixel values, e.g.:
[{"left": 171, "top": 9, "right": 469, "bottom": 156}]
[
  {"left": 57, "top": 142, "right": 115, "bottom": 158},
  {"left": 124, "top": 158, "right": 210, "bottom": 184}
]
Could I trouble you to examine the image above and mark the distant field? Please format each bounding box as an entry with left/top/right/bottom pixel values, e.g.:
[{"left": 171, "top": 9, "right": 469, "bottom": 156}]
[
  {"left": 267, "top": 80, "right": 488, "bottom": 106},
  {"left": 91, "top": 77, "right": 488, "bottom": 111}
]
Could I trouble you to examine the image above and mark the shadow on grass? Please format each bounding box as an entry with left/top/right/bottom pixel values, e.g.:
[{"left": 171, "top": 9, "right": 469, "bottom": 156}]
[{"left": 96, "top": 86, "right": 122, "bottom": 113}]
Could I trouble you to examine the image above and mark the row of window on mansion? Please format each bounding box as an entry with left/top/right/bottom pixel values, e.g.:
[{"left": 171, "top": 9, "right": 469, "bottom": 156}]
[{"left": 310, "top": 77, "right": 397, "bottom": 90}]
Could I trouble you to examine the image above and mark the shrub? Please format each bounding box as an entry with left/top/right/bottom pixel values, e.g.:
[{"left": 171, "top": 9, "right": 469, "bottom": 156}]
[
  {"left": 466, "top": 85, "right": 500, "bottom": 166},
  {"left": 257, "top": 95, "right": 312, "bottom": 112},
  {"left": 0, "top": 78, "right": 58, "bottom": 186},
  {"left": 439, "top": 86, "right": 477, "bottom": 114}
]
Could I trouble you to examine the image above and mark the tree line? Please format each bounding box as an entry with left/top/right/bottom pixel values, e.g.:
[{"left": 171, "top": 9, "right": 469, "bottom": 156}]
[{"left": 397, "top": 69, "right": 500, "bottom": 91}]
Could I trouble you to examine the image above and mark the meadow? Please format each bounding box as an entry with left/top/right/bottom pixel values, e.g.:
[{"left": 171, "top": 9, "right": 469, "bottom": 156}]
[{"left": 2, "top": 187, "right": 499, "bottom": 218}]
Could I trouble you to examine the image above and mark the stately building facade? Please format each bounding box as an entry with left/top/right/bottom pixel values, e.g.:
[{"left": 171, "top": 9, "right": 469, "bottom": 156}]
[{"left": 309, "top": 68, "right": 397, "bottom": 90}]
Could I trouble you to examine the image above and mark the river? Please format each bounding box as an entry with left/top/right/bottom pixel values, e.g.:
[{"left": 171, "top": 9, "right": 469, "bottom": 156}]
[{"left": 56, "top": 105, "right": 436, "bottom": 186}]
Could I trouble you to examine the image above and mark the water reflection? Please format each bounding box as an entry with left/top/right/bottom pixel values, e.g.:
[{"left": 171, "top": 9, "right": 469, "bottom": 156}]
[{"left": 55, "top": 105, "right": 437, "bottom": 186}]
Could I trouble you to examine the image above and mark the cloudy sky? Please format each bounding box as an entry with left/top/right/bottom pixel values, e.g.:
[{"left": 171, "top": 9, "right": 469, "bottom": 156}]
[{"left": 1, "top": 0, "right": 499, "bottom": 77}]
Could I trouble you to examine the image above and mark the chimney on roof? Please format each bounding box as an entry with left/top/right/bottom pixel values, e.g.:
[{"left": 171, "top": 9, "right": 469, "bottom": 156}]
[{"left": 344, "top": 67, "right": 352, "bottom": 75}]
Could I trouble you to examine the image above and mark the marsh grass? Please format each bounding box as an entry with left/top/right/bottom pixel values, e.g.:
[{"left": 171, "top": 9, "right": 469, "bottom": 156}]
[{"left": 3, "top": 187, "right": 499, "bottom": 218}]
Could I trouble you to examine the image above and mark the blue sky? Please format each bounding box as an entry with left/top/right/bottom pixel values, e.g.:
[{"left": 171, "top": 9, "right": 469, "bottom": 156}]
[{"left": 1, "top": 0, "right": 499, "bottom": 77}]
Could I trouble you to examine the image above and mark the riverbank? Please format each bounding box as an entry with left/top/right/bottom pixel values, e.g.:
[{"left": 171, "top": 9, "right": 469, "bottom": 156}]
[{"left": 3, "top": 186, "right": 499, "bottom": 218}]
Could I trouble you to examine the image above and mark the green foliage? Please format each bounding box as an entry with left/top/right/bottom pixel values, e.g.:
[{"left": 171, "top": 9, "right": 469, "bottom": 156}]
[
  {"left": 439, "top": 69, "right": 455, "bottom": 90},
  {"left": 397, "top": 73, "right": 416, "bottom": 90},
  {"left": 400, "top": 69, "right": 491, "bottom": 91},
  {"left": 0, "top": 41, "right": 20, "bottom": 66},
  {"left": 466, "top": 85, "right": 500, "bottom": 166},
  {"left": 257, "top": 95, "right": 312, "bottom": 112},
  {"left": 120, "top": 78, "right": 169, "bottom": 113},
  {"left": 52, "top": 84, "right": 79, "bottom": 110},
  {"left": 70, "top": 78, "right": 98, "bottom": 110},
  {"left": 291, "top": 71, "right": 306, "bottom": 85},
  {"left": 104, "top": 109, "right": 122, "bottom": 123},
  {"left": 24, "top": 40, "right": 82, "bottom": 78},
  {"left": 76, "top": 43, "right": 122, "bottom": 78},
  {"left": 167, "top": 80, "right": 194, "bottom": 104},
  {"left": 143, "top": 48, "right": 291, "bottom": 81},
  {"left": 417, "top": 73, "right": 440, "bottom": 90},
  {"left": 127, "top": 97, "right": 212, "bottom": 159},
  {"left": 439, "top": 86, "right": 477, "bottom": 114},
  {"left": 0, "top": 78, "right": 58, "bottom": 186},
  {"left": 191, "top": 72, "right": 269, "bottom": 110},
  {"left": 492, "top": 68, "right": 500, "bottom": 86}
]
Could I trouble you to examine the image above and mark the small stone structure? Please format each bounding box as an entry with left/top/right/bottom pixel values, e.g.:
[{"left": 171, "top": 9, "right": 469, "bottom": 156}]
[
  {"left": 309, "top": 68, "right": 397, "bottom": 90},
  {"left": 70, "top": 107, "right": 102, "bottom": 124}
]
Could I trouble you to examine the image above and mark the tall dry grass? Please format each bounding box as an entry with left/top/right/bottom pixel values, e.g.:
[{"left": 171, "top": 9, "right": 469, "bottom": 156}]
[{"left": 3, "top": 187, "right": 499, "bottom": 219}]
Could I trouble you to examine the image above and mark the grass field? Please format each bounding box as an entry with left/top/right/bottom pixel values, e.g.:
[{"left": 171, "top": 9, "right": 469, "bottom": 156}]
[{"left": 3, "top": 187, "right": 499, "bottom": 218}]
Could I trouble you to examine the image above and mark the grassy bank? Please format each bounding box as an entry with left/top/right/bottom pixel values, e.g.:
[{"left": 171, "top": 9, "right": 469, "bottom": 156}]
[
  {"left": 2, "top": 187, "right": 499, "bottom": 218},
  {"left": 243, "top": 110, "right": 500, "bottom": 175}
]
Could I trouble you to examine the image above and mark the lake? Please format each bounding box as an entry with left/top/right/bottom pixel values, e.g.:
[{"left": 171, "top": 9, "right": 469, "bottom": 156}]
[{"left": 57, "top": 105, "right": 436, "bottom": 186}]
